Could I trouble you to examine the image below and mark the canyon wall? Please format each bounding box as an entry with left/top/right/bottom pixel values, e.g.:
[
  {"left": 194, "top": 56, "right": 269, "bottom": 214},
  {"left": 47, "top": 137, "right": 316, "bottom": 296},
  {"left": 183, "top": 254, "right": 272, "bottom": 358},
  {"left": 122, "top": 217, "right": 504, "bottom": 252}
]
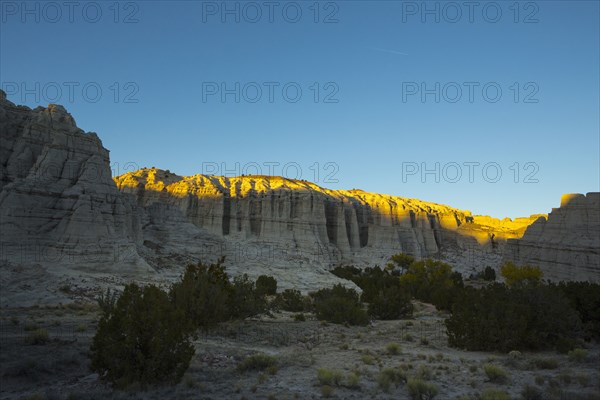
[
  {"left": 504, "top": 193, "right": 600, "bottom": 283},
  {"left": 1, "top": 92, "right": 598, "bottom": 304}
]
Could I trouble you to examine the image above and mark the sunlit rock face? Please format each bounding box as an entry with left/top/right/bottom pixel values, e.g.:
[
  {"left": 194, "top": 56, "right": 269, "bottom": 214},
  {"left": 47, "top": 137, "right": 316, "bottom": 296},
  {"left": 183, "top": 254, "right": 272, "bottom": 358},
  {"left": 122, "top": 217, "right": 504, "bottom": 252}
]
[
  {"left": 2, "top": 92, "right": 598, "bottom": 303},
  {"left": 114, "top": 168, "right": 540, "bottom": 278},
  {"left": 0, "top": 91, "right": 150, "bottom": 275},
  {"left": 505, "top": 193, "right": 600, "bottom": 283}
]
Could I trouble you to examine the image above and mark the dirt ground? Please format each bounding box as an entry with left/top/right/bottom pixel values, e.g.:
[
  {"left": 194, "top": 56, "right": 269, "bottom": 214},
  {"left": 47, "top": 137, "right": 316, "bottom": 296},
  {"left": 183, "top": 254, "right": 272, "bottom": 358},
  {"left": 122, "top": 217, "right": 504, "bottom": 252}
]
[{"left": 1, "top": 302, "right": 599, "bottom": 400}]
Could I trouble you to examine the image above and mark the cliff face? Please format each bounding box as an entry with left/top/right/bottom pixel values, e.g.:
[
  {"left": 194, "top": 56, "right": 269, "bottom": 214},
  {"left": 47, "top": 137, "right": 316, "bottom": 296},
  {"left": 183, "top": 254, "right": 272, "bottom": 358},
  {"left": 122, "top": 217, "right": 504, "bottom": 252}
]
[
  {"left": 504, "top": 193, "right": 600, "bottom": 282},
  {"left": 113, "top": 168, "right": 539, "bottom": 279},
  {"left": 2, "top": 93, "right": 598, "bottom": 305},
  {"left": 0, "top": 91, "right": 149, "bottom": 275}
]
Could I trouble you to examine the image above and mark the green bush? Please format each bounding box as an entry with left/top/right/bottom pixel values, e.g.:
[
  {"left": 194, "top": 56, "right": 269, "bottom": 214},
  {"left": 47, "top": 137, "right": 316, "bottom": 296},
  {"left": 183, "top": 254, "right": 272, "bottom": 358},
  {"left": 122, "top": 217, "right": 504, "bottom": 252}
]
[
  {"left": 500, "top": 262, "right": 542, "bottom": 287},
  {"left": 377, "top": 368, "right": 406, "bottom": 392},
  {"left": 483, "top": 364, "right": 508, "bottom": 383},
  {"left": 481, "top": 388, "right": 509, "bottom": 400},
  {"left": 256, "top": 275, "right": 277, "bottom": 296},
  {"left": 368, "top": 286, "right": 413, "bottom": 320},
  {"left": 90, "top": 283, "right": 194, "bottom": 388},
  {"left": 169, "top": 258, "right": 231, "bottom": 330},
  {"left": 227, "top": 274, "right": 266, "bottom": 319},
  {"left": 446, "top": 284, "right": 580, "bottom": 352},
  {"left": 406, "top": 377, "right": 438, "bottom": 399},
  {"left": 311, "top": 284, "right": 368, "bottom": 326},
  {"left": 521, "top": 384, "right": 543, "bottom": 400},
  {"left": 97, "top": 287, "right": 118, "bottom": 315},
  {"left": 317, "top": 368, "right": 343, "bottom": 386},
  {"left": 386, "top": 342, "right": 401, "bottom": 355},
  {"left": 532, "top": 357, "right": 558, "bottom": 370},
  {"left": 558, "top": 282, "right": 600, "bottom": 339},
  {"left": 294, "top": 313, "right": 306, "bottom": 322},
  {"left": 346, "top": 372, "right": 361, "bottom": 389},
  {"left": 399, "top": 258, "right": 463, "bottom": 311},
  {"left": 568, "top": 348, "right": 588, "bottom": 362},
  {"left": 237, "top": 353, "right": 277, "bottom": 373},
  {"left": 25, "top": 329, "right": 49, "bottom": 345},
  {"left": 274, "top": 289, "right": 307, "bottom": 312}
]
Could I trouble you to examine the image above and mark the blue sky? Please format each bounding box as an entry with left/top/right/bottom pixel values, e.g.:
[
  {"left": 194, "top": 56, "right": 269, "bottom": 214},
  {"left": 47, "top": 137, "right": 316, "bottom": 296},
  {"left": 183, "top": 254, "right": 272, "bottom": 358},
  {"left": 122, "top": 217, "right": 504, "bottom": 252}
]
[{"left": 1, "top": 0, "right": 598, "bottom": 218}]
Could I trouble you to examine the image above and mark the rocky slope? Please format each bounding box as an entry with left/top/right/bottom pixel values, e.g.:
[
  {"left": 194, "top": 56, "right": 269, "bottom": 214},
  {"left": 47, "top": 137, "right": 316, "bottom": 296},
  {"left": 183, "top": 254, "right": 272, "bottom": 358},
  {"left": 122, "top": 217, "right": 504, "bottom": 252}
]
[{"left": 504, "top": 193, "right": 600, "bottom": 282}]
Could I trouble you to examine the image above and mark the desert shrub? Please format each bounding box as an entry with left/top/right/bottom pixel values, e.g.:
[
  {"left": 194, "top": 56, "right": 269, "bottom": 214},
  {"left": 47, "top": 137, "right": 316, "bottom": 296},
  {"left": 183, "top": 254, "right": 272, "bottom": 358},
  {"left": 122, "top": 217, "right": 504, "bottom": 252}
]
[
  {"left": 406, "top": 377, "right": 438, "bottom": 399},
  {"left": 274, "top": 289, "right": 307, "bottom": 312},
  {"left": 294, "top": 313, "right": 306, "bottom": 322},
  {"left": 368, "top": 285, "right": 413, "bottom": 320},
  {"left": 558, "top": 281, "right": 600, "bottom": 339},
  {"left": 97, "top": 287, "right": 118, "bottom": 315},
  {"left": 481, "top": 388, "right": 510, "bottom": 400},
  {"left": 399, "top": 258, "right": 463, "bottom": 311},
  {"left": 386, "top": 342, "right": 401, "bottom": 355},
  {"left": 470, "top": 267, "right": 497, "bottom": 282},
  {"left": 311, "top": 284, "right": 368, "bottom": 326},
  {"left": 568, "top": 348, "right": 588, "bottom": 362},
  {"left": 169, "top": 258, "right": 231, "bottom": 330},
  {"left": 377, "top": 368, "right": 406, "bottom": 392},
  {"left": 26, "top": 329, "right": 49, "bottom": 345},
  {"left": 416, "top": 365, "right": 433, "bottom": 380},
  {"left": 483, "top": 364, "right": 508, "bottom": 383},
  {"left": 228, "top": 274, "right": 266, "bottom": 319},
  {"left": 361, "top": 354, "right": 376, "bottom": 365},
  {"left": 500, "top": 262, "right": 543, "bottom": 287},
  {"left": 332, "top": 263, "right": 414, "bottom": 319},
  {"left": 446, "top": 283, "right": 580, "bottom": 352},
  {"left": 532, "top": 358, "right": 558, "bottom": 370},
  {"left": 483, "top": 266, "right": 496, "bottom": 281},
  {"left": 321, "top": 385, "right": 334, "bottom": 398},
  {"left": 90, "top": 283, "right": 194, "bottom": 388},
  {"left": 237, "top": 353, "right": 277, "bottom": 372},
  {"left": 346, "top": 372, "right": 361, "bottom": 389},
  {"left": 521, "top": 384, "right": 543, "bottom": 400},
  {"left": 317, "top": 368, "right": 343, "bottom": 386},
  {"left": 387, "top": 253, "right": 415, "bottom": 274},
  {"left": 255, "top": 275, "right": 277, "bottom": 296}
]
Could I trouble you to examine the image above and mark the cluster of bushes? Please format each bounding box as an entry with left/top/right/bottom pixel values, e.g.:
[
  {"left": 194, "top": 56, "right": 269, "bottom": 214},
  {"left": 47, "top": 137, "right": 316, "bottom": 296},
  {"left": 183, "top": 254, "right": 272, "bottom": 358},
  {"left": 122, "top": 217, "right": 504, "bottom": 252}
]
[
  {"left": 311, "top": 284, "right": 369, "bottom": 326},
  {"left": 90, "top": 258, "right": 277, "bottom": 388},
  {"left": 500, "top": 262, "right": 543, "bottom": 287},
  {"left": 446, "top": 263, "right": 600, "bottom": 352},
  {"left": 469, "top": 266, "right": 496, "bottom": 281},
  {"left": 398, "top": 258, "right": 464, "bottom": 311},
  {"left": 331, "top": 264, "right": 413, "bottom": 319},
  {"left": 446, "top": 282, "right": 582, "bottom": 352}
]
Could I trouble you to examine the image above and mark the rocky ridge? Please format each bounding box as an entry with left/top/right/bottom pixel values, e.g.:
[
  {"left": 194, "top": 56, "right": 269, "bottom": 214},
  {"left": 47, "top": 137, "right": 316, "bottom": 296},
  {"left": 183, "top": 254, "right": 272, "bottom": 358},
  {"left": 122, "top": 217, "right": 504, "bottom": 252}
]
[{"left": 1, "top": 92, "right": 598, "bottom": 305}]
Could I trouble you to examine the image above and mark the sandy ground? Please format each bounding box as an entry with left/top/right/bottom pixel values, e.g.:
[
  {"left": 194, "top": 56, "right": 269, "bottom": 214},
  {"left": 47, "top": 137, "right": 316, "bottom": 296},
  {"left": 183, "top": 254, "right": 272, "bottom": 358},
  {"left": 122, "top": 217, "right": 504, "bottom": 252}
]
[{"left": 1, "top": 302, "right": 599, "bottom": 400}]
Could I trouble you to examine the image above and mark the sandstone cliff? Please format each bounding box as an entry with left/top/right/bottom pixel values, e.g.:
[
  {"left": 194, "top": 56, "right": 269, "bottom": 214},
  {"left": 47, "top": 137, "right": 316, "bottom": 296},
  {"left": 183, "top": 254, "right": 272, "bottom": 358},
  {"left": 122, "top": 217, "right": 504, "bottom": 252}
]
[
  {"left": 504, "top": 193, "right": 600, "bottom": 282},
  {"left": 2, "top": 92, "right": 597, "bottom": 305},
  {"left": 113, "top": 168, "right": 540, "bottom": 281}
]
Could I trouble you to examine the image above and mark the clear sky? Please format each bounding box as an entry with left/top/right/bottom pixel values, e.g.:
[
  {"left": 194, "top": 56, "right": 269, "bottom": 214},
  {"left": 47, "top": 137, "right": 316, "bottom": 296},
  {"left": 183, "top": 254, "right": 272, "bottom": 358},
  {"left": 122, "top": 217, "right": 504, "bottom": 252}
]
[{"left": 1, "top": 0, "right": 598, "bottom": 219}]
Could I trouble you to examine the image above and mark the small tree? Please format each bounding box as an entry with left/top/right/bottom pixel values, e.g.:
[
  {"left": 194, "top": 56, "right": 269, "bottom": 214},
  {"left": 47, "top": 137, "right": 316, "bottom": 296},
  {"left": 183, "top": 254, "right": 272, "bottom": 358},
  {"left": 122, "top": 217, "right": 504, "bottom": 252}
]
[
  {"left": 500, "top": 262, "right": 543, "bottom": 287},
  {"left": 387, "top": 253, "right": 415, "bottom": 275},
  {"left": 312, "top": 284, "right": 369, "bottom": 326},
  {"left": 483, "top": 266, "right": 496, "bottom": 281},
  {"left": 256, "top": 275, "right": 277, "bottom": 296},
  {"left": 90, "top": 284, "right": 194, "bottom": 388},
  {"left": 228, "top": 274, "right": 266, "bottom": 319},
  {"left": 368, "top": 286, "right": 413, "bottom": 320},
  {"left": 169, "top": 258, "right": 231, "bottom": 330}
]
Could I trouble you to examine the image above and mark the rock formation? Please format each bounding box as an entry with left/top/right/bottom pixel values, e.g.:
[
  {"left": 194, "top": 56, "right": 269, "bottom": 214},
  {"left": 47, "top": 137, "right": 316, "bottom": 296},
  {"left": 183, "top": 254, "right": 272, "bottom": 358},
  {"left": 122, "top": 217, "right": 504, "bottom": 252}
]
[
  {"left": 504, "top": 193, "right": 600, "bottom": 282},
  {"left": 1, "top": 92, "right": 598, "bottom": 305},
  {"left": 113, "top": 168, "right": 540, "bottom": 281},
  {"left": 0, "top": 91, "right": 153, "bottom": 305}
]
